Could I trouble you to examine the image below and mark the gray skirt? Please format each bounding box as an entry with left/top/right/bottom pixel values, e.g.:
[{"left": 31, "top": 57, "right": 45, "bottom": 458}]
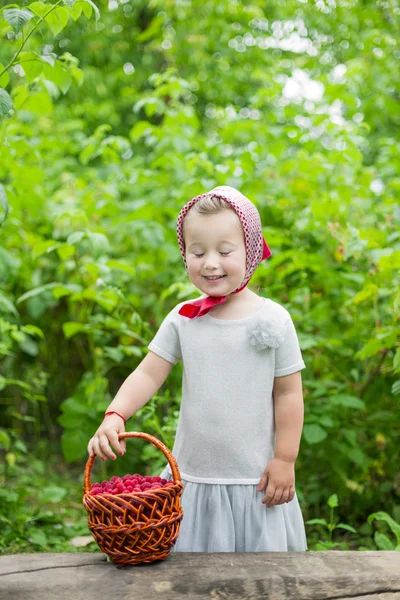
[{"left": 159, "top": 466, "right": 308, "bottom": 553}]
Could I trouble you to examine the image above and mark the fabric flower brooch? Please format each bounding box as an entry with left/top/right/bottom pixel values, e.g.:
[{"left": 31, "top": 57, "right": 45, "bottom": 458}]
[{"left": 247, "top": 317, "right": 287, "bottom": 351}]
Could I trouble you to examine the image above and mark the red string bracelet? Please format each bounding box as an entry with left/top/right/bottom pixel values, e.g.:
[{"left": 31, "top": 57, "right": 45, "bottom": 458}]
[{"left": 104, "top": 411, "right": 127, "bottom": 425}]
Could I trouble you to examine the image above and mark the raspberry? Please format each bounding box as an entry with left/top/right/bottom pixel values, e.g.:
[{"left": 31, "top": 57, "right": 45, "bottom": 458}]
[{"left": 88, "top": 473, "right": 177, "bottom": 495}]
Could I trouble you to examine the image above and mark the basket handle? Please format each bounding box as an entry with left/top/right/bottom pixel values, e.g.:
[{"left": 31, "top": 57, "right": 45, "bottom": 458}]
[{"left": 83, "top": 431, "right": 182, "bottom": 494}]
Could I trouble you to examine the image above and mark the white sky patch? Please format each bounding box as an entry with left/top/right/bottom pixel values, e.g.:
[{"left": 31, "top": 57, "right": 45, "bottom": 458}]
[
  {"left": 330, "top": 63, "right": 347, "bottom": 82},
  {"left": 247, "top": 19, "right": 318, "bottom": 56},
  {"left": 282, "top": 69, "right": 324, "bottom": 102},
  {"left": 370, "top": 179, "right": 385, "bottom": 194}
]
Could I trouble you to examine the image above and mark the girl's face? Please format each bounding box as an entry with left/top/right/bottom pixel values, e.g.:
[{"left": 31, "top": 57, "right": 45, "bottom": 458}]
[{"left": 183, "top": 209, "right": 246, "bottom": 297}]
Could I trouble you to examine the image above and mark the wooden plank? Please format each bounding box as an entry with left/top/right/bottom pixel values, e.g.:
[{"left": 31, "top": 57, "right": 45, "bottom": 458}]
[{"left": 0, "top": 551, "right": 400, "bottom": 600}]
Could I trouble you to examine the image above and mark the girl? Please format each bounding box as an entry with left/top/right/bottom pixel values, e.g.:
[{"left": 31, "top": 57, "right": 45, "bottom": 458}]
[{"left": 87, "top": 185, "right": 307, "bottom": 552}]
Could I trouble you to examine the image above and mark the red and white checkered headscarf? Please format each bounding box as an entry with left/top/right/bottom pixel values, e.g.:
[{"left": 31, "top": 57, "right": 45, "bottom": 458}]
[{"left": 176, "top": 185, "right": 272, "bottom": 318}]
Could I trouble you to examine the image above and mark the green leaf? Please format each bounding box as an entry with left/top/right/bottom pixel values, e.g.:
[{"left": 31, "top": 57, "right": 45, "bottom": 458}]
[
  {"left": 355, "top": 331, "right": 398, "bottom": 360},
  {"left": 23, "top": 89, "right": 54, "bottom": 115},
  {"left": 327, "top": 494, "right": 339, "bottom": 508},
  {"left": 368, "top": 511, "right": 400, "bottom": 543},
  {"left": 0, "top": 183, "right": 9, "bottom": 226},
  {"left": 3, "top": 8, "right": 34, "bottom": 32},
  {"left": 0, "top": 88, "right": 13, "bottom": 117},
  {"left": 41, "top": 486, "right": 67, "bottom": 503},
  {"left": 52, "top": 284, "right": 82, "bottom": 299},
  {"left": 378, "top": 250, "right": 400, "bottom": 271},
  {"left": 43, "top": 60, "right": 72, "bottom": 94},
  {"left": 303, "top": 423, "right": 327, "bottom": 444},
  {"left": 393, "top": 348, "right": 400, "bottom": 374},
  {"left": 0, "top": 65, "right": 10, "bottom": 88},
  {"left": 28, "top": 530, "right": 48, "bottom": 548},
  {"left": 86, "top": 231, "right": 109, "bottom": 252},
  {"left": 394, "top": 292, "right": 400, "bottom": 315},
  {"left": 104, "top": 346, "right": 125, "bottom": 362},
  {"left": 56, "top": 243, "right": 75, "bottom": 259},
  {"left": 45, "top": 6, "right": 69, "bottom": 36},
  {"left": 106, "top": 259, "right": 136, "bottom": 276},
  {"left": 353, "top": 284, "right": 379, "bottom": 305},
  {"left": 68, "top": 2, "right": 82, "bottom": 20},
  {"left": 0, "top": 430, "right": 11, "bottom": 450},
  {"left": 336, "top": 523, "right": 357, "bottom": 534},
  {"left": 392, "top": 381, "right": 400, "bottom": 396},
  {"left": 62, "top": 322, "right": 89, "bottom": 339},
  {"left": 67, "top": 231, "right": 85, "bottom": 244},
  {"left": 19, "top": 336, "right": 39, "bottom": 356},
  {"left": 347, "top": 447, "right": 367, "bottom": 467},
  {"left": 26, "top": 1, "right": 47, "bottom": 18},
  {"left": 374, "top": 532, "right": 395, "bottom": 550},
  {"left": 61, "top": 427, "right": 90, "bottom": 462},
  {"left": 81, "top": 0, "right": 100, "bottom": 20},
  {"left": 136, "top": 14, "right": 163, "bottom": 42},
  {"left": 18, "top": 51, "right": 44, "bottom": 83},
  {"left": 17, "top": 283, "right": 59, "bottom": 304},
  {"left": 21, "top": 324, "right": 44, "bottom": 339},
  {"left": 305, "top": 518, "right": 327, "bottom": 526},
  {"left": 329, "top": 394, "right": 366, "bottom": 410}
]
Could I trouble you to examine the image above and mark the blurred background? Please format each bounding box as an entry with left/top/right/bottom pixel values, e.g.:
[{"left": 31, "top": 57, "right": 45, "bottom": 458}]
[{"left": 0, "top": 0, "right": 399, "bottom": 553}]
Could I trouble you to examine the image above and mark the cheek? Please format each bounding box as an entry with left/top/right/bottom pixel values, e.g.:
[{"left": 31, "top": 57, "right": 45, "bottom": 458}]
[{"left": 185, "top": 257, "right": 199, "bottom": 274}]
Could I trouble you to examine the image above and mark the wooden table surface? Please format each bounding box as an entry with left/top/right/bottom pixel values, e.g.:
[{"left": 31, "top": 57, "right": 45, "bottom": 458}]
[{"left": 1, "top": 551, "right": 400, "bottom": 600}]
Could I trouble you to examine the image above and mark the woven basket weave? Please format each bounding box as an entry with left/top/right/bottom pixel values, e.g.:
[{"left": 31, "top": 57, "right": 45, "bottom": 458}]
[{"left": 83, "top": 431, "right": 184, "bottom": 565}]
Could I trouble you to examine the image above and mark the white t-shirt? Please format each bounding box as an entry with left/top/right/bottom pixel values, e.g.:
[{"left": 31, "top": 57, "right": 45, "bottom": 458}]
[{"left": 148, "top": 297, "right": 306, "bottom": 484}]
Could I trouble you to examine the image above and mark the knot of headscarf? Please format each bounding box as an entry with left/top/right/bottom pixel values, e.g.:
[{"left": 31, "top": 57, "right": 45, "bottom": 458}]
[{"left": 176, "top": 185, "right": 272, "bottom": 319}]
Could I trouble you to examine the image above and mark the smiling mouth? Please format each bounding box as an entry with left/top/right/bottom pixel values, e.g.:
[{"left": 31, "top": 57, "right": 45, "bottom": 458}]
[{"left": 203, "top": 275, "right": 227, "bottom": 280}]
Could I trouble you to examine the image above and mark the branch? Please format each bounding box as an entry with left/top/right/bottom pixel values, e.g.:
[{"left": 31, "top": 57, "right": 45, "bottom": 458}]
[
  {"left": 359, "top": 348, "right": 389, "bottom": 398},
  {"left": 0, "top": 0, "right": 63, "bottom": 79}
]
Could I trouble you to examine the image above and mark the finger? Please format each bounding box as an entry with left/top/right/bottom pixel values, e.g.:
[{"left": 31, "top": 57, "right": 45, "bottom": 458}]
[
  {"left": 258, "top": 472, "right": 269, "bottom": 492},
  {"left": 92, "top": 437, "right": 108, "bottom": 461},
  {"left": 278, "top": 489, "right": 290, "bottom": 505},
  {"left": 266, "top": 488, "right": 281, "bottom": 508},
  {"left": 99, "top": 434, "right": 116, "bottom": 460},
  {"left": 288, "top": 486, "right": 295, "bottom": 503},
  {"left": 87, "top": 439, "right": 93, "bottom": 457},
  {"left": 263, "top": 485, "right": 277, "bottom": 506},
  {"left": 272, "top": 487, "right": 285, "bottom": 506},
  {"left": 257, "top": 478, "right": 266, "bottom": 492},
  {"left": 109, "top": 430, "right": 125, "bottom": 456}
]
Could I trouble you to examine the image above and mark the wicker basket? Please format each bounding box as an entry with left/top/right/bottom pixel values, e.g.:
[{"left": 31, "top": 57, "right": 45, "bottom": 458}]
[{"left": 83, "top": 431, "right": 184, "bottom": 565}]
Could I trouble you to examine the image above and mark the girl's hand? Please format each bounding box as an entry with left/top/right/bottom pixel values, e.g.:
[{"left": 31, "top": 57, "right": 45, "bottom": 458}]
[
  {"left": 87, "top": 414, "right": 126, "bottom": 461},
  {"left": 257, "top": 457, "right": 295, "bottom": 508}
]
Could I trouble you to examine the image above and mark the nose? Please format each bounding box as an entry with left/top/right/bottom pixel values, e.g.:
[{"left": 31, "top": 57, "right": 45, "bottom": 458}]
[{"left": 202, "top": 252, "right": 220, "bottom": 271}]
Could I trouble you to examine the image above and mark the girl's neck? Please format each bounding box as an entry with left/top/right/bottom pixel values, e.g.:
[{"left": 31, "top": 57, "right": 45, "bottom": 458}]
[{"left": 207, "top": 288, "right": 264, "bottom": 319}]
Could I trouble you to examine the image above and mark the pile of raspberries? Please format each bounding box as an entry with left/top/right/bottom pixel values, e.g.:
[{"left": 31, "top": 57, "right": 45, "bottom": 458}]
[{"left": 89, "top": 474, "right": 175, "bottom": 495}]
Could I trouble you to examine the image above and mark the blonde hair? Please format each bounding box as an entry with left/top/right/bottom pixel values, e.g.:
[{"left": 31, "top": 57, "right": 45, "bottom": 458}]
[
  {"left": 182, "top": 196, "right": 236, "bottom": 238},
  {"left": 189, "top": 195, "right": 235, "bottom": 215}
]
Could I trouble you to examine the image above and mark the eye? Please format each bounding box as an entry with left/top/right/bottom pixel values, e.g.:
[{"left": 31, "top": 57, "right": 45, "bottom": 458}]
[
  {"left": 194, "top": 253, "right": 204, "bottom": 258},
  {"left": 220, "top": 252, "right": 231, "bottom": 256}
]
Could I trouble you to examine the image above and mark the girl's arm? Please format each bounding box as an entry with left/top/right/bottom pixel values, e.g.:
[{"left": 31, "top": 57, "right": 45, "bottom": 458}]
[
  {"left": 87, "top": 351, "right": 174, "bottom": 460},
  {"left": 272, "top": 371, "right": 304, "bottom": 462},
  {"left": 258, "top": 372, "right": 304, "bottom": 506}
]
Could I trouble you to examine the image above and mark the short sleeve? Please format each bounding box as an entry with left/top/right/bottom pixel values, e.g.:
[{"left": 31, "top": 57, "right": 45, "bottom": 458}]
[
  {"left": 148, "top": 307, "right": 182, "bottom": 365},
  {"left": 274, "top": 317, "right": 305, "bottom": 377}
]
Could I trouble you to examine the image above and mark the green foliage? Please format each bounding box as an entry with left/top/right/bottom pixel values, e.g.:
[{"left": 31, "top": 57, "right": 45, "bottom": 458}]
[
  {"left": 0, "top": 0, "right": 399, "bottom": 553},
  {"left": 306, "top": 493, "right": 358, "bottom": 551}
]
